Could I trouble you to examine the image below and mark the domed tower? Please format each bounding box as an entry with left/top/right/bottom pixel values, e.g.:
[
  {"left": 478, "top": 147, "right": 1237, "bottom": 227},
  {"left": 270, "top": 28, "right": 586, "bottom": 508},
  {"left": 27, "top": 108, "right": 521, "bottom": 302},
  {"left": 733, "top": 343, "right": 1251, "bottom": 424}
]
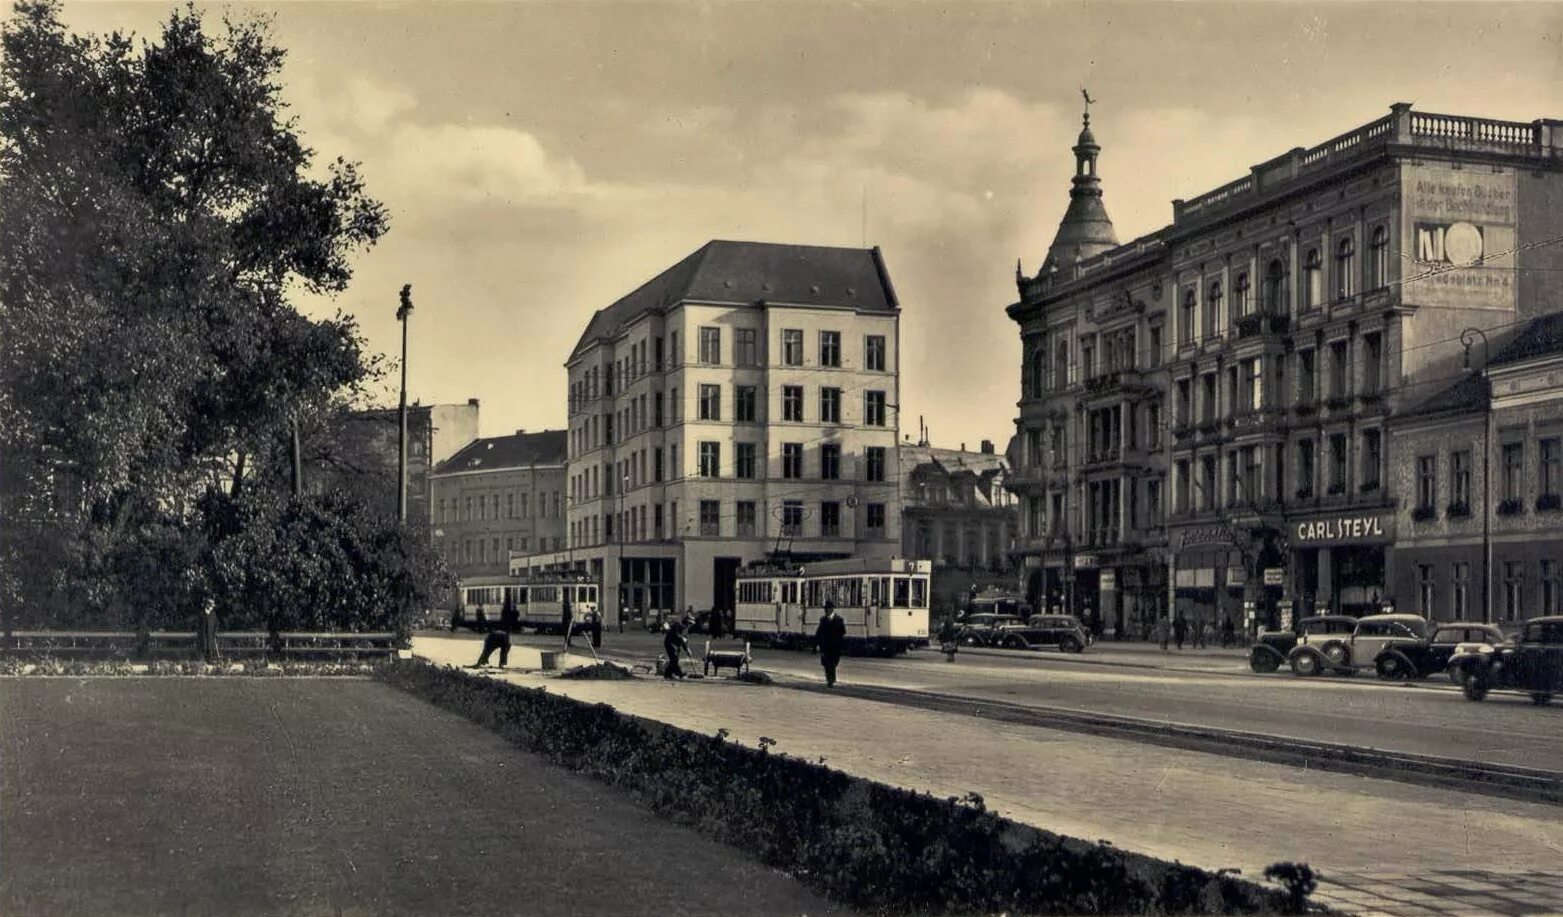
[{"left": 1039, "top": 97, "right": 1119, "bottom": 277}]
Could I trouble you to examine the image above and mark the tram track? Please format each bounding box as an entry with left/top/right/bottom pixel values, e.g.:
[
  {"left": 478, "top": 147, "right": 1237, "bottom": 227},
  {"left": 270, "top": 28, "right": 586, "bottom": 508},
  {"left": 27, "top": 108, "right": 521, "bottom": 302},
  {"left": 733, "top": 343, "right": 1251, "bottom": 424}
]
[{"left": 788, "top": 680, "right": 1563, "bottom": 808}]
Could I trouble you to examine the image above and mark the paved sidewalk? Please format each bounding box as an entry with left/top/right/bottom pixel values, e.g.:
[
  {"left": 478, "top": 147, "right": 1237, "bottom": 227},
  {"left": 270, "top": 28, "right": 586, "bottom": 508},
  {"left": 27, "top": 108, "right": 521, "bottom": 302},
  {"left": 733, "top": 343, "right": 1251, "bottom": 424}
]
[
  {"left": 962, "top": 639, "right": 1254, "bottom": 676},
  {"left": 412, "top": 637, "right": 1563, "bottom": 917}
]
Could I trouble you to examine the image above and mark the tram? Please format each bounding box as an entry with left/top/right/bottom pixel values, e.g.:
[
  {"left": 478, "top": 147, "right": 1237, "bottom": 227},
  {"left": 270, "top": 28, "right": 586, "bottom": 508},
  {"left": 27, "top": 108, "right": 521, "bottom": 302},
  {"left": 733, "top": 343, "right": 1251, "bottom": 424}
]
[
  {"left": 733, "top": 557, "right": 931, "bottom": 655},
  {"left": 456, "top": 572, "right": 601, "bottom": 635}
]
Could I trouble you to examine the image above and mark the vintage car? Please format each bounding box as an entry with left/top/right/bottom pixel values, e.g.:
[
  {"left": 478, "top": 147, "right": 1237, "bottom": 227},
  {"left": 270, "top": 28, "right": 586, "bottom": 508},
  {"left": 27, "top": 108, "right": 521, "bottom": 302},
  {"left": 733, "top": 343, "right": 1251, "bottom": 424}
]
[
  {"left": 1249, "top": 615, "right": 1358, "bottom": 673},
  {"left": 1288, "top": 613, "right": 1434, "bottom": 678},
  {"left": 1423, "top": 622, "right": 1511, "bottom": 684},
  {"left": 954, "top": 613, "right": 1028, "bottom": 647},
  {"left": 1453, "top": 616, "right": 1563, "bottom": 705},
  {"left": 1006, "top": 614, "right": 1091, "bottom": 653}
]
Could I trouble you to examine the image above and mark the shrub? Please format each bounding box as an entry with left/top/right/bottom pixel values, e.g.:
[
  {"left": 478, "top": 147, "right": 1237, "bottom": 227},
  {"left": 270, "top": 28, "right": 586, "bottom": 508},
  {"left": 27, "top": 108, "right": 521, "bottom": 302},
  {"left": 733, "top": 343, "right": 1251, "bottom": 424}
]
[{"left": 377, "top": 661, "right": 1308, "bottom": 916}]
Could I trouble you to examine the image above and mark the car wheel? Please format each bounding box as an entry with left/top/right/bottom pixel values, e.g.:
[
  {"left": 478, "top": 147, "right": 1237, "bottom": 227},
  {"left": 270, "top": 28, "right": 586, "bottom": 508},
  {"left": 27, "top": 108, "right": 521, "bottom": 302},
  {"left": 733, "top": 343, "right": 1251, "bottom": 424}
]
[
  {"left": 1531, "top": 693, "right": 1554, "bottom": 706},
  {"left": 1463, "top": 670, "right": 1491, "bottom": 702},
  {"left": 1001, "top": 635, "right": 1027, "bottom": 650},
  {"left": 1059, "top": 636, "right": 1083, "bottom": 654},
  {"left": 1250, "top": 652, "right": 1281, "bottom": 674},
  {"left": 1323, "top": 642, "right": 1349, "bottom": 669},
  {"left": 1376, "top": 655, "right": 1406, "bottom": 681},
  {"left": 1290, "top": 652, "right": 1320, "bottom": 677}
]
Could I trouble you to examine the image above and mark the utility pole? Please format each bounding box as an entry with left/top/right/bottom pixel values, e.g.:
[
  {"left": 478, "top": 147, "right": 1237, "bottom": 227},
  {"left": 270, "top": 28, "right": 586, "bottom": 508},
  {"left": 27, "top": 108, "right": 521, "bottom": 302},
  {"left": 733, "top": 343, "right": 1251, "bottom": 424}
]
[
  {"left": 1462, "top": 328, "right": 1492, "bottom": 624},
  {"left": 619, "top": 473, "right": 629, "bottom": 633},
  {"left": 1162, "top": 407, "right": 1174, "bottom": 651},
  {"left": 396, "top": 285, "right": 414, "bottom": 525}
]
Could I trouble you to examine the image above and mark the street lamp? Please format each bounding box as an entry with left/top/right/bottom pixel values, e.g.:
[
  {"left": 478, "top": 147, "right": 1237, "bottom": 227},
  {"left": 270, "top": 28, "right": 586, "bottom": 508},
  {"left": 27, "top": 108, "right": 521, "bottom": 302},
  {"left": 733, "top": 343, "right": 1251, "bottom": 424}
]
[
  {"left": 396, "top": 284, "right": 414, "bottom": 525},
  {"left": 619, "top": 473, "right": 628, "bottom": 633},
  {"left": 1462, "top": 327, "right": 1492, "bottom": 624}
]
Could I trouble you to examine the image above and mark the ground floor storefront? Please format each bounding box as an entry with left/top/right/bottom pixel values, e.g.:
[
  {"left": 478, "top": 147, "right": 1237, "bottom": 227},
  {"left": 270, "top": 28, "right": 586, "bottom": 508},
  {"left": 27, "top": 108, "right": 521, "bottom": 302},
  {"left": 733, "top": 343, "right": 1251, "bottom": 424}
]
[
  {"left": 1023, "top": 553, "right": 1166, "bottom": 640},
  {"left": 1391, "top": 536, "right": 1563, "bottom": 625}
]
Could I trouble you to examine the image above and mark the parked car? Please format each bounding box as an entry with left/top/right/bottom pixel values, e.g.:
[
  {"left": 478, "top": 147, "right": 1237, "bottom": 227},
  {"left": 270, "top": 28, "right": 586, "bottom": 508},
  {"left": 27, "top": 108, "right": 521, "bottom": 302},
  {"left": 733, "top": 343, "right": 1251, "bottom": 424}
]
[
  {"left": 1424, "top": 622, "right": 1511, "bottom": 684},
  {"left": 1454, "top": 616, "right": 1563, "bottom": 705},
  {"left": 1249, "top": 615, "right": 1357, "bottom": 673},
  {"left": 1005, "top": 614, "right": 1091, "bottom": 653},
  {"left": 1288, "top": 613, "right": 1432, "bottom": 678},
  {"left": 955, "top": 613, "right": 1027, "bottom": 647}
]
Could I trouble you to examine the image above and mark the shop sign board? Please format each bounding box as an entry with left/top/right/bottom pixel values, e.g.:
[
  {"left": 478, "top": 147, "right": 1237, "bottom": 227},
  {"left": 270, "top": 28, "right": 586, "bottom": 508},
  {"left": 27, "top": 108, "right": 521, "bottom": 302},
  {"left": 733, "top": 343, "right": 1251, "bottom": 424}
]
[
  {"left": 1178, "top": 526, "right": 1240, "bottom": 550},
  {"left": 1074, "top": 554, "right": 1098, "bottom": 570},
  {"left": 1292, "top": 513, "right": 1394, "bottom": 546},
  {"left": 1263, "top": 568, "right": 1283, "bottom": 586},
  {"left": 1100, "top": 570, "right": 1117, "bottom": 591}
]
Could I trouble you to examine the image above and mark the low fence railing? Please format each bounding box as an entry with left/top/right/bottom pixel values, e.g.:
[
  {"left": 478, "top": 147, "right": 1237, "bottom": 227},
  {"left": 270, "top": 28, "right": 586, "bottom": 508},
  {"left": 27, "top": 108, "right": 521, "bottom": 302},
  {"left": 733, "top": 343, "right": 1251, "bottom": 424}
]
[{"left": 0, "top": 630, "right": 401, "bottom": 661}]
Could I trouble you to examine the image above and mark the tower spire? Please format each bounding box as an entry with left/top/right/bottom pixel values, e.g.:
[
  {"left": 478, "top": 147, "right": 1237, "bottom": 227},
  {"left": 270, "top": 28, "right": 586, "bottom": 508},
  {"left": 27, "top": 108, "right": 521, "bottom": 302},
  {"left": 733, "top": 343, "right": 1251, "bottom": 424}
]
[{"left": 1037, "top": 90, "right": 1118, "bottom": 278}]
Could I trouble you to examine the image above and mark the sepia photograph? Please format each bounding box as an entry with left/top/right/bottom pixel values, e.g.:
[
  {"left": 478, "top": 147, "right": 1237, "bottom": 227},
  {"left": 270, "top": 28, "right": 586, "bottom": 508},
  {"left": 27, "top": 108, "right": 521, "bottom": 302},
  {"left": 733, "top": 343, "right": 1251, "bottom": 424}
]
[{"left": 2, "top": 1, "right": 1562, "bottom": 915}]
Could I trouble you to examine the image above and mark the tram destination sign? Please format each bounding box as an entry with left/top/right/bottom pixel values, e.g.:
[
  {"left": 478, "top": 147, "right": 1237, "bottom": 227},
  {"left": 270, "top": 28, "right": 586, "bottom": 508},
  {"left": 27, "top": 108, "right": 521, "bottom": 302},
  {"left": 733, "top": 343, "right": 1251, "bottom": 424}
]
[{"left": 1292, "top": 513, "right": 1393, "bottom": 546}]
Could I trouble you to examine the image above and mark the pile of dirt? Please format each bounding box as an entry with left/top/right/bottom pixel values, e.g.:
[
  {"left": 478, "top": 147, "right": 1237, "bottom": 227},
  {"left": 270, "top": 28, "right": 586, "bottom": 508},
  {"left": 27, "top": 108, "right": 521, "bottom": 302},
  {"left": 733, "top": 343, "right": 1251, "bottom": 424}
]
[
  {"left": 558, "top": 662, "right": 636, "bottom": 680},
  {"left": 733, "top": 670, "right": 773, "bottom": 686}
]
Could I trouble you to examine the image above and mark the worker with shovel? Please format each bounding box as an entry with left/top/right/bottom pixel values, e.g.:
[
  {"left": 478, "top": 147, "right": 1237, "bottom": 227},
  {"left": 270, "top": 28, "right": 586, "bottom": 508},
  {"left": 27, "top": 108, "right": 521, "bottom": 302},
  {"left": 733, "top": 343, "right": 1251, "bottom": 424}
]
[{"left": 662, "top": 611, "right": 696, "bottom": 680}]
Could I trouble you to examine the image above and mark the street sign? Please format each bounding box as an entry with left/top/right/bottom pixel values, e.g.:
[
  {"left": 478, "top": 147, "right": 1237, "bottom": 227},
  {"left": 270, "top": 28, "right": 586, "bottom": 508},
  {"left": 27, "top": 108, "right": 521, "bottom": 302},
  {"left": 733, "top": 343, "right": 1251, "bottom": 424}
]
[
  {"left": 1263, "top": 568, "right": 1283, "bottom": 586},
  {"left": 1099, "top": 570, "right": 1116, "bottom": 591},
  {"left": 1073, "top": 554, "right": 1098, "bottom": 570}
]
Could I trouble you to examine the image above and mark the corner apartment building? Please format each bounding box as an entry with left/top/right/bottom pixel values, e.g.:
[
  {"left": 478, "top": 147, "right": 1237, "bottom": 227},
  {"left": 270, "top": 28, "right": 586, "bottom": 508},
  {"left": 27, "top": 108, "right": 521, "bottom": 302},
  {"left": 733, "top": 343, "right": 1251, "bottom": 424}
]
[
  {"left": 1008, "top": 103, "right": 1563, "bottom": 638},
  {"left": 552, "top": 240, "right": 904, "bottom": 625},
  {"left": 429, "top": 429, "right": 568, "bottom": 586}
]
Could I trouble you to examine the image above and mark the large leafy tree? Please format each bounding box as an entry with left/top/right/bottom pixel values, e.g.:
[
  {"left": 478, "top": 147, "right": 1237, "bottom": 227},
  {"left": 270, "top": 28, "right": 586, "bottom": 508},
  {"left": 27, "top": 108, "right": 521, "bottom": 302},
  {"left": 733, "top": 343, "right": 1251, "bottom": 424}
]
[{"left": 0, "top": 2, "right": 444, "bottom": 631}]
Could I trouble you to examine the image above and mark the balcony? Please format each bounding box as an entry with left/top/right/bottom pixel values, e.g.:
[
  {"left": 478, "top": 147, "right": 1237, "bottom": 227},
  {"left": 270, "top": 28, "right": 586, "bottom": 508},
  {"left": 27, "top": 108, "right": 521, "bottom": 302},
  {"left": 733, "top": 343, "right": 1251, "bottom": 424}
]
[
  {"left": 1083, "top": 369, "right": 1156, "bottom": 398},
  {"left": 1228, "top": 408, "right": 1287, "bottom": 437},
  {"left": 1235, "top": 311, "right": 1291, "bottom": 338}
]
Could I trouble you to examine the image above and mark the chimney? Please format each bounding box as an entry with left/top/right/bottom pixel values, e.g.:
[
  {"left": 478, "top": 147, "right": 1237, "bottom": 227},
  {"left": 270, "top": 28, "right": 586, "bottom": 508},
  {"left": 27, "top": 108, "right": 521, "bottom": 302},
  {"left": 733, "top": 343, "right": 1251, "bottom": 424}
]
[
  {"left": 981, "top": 439, "right": 995, "bottom": 454},
  {"left": 515, "top": 429, "right": 527, "bottom": 436},
  {"left": 468, "top": 398, "right": 480, "bottom": 407},
  {"left": 960, "top": 442, "right": 966, "bottom": 452}
]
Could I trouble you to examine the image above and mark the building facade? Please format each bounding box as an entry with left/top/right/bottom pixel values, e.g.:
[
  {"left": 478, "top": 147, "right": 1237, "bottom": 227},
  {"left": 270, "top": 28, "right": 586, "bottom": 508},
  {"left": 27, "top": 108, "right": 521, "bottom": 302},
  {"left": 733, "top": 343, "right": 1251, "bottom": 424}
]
[
  {"left": 1008, "top": 103, "right": 1563, "bottom": 639},
  {"left": 1391, "top": 313, "right": 1563, "bottom": 624},
  {"left": 899, "top": 438, "right": 1016, "bottom": 569},
  {"left": 429, "top": 429, "right": 568, "bottom": 585},
  {"left": 546, "top": 240, "right": 904, "bottom": 625}
]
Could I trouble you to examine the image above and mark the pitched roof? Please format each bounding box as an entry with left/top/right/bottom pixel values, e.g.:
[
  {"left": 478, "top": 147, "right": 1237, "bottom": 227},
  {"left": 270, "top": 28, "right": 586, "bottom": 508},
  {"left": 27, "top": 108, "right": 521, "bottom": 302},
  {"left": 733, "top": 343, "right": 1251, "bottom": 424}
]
[
  {"left": 901, "top": 443, "right": 1008, "bottom": 477},
  {"left": 1491, "top": 311, "right": 1563, "bottom": 366},
  {"left": 432, "top": 430, "right": 567, "bottom": 475},
  {"left": 569, "top": 240, "right": 899, "bottom": 360}
]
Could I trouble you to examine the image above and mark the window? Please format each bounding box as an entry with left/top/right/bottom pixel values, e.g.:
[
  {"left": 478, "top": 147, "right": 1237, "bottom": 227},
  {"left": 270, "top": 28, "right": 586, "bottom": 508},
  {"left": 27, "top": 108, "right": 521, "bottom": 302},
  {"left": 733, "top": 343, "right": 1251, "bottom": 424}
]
[
  {"left": 438, "top": 499, "right": 447, "bottom": 524},
  {"left": 735, "top": 328, "right": 759, "bottom": 367},
  {"left": 654, "top": 336, "right": 664, "bottom": 371},
  {"left": 1200, "top": 374, "right": 1216, "bottom": 424},
  {"left": 1298, "top": 349, "right": 1316, "bottom": 405},
  {"left": 1199, "top": 456, "right": 1216, "bottom": 511},
  {"left": 820, "top": 444, "right": 841, "bottom": 480},
  {"left": 736, "top": 501, "right": 757, "bottom": 538},
  {"left": 1418, "top": 565, "right": 1436, "bottom": 617},
  {"left": 1328, "top": 434, "right": 1347, "bottom": 494},
  {"left": 1543, "top": 560, "right": 1560, "bottom": 616},
  {"left": 1370, "top": 226, "right": 1389, "bottom": 288},
  {"left": 1416, "top": 455, "right": 1437, "bottom": 511},
  {"left": 820, "top": 387, "right": 841, "bottom": 424},
  {"left": 1362, "top": 333, "right": 1382, "bottom": 395},
  {"left": 821, "top": 501, "right": 841, "bottom": 537},
  {"left": 1452, "top": 450, "right": 1471, "bottom": 512},
  {"left": 1361, "top": 430, "right": 1381, "bottom": 491},
  {"left": 782, "top": 443, "right": 803, "bottom": 479},
  {"left": 1297, "top": 439, "right": 1315, "bottom": 498},
  {"left": 604, "top": 413, "right": 615, "bottom": 445},
  {"left": 866, "top": 503, "right": 886, "bottom": 536},
  {"left": 698, "top": 441, "right": 720, "bottom": 478},
  {"left": 782, "top": 385, "right": 804, "bottom": 422},
  {"left": 654, "top": 448, "right": 664, "bottom": 482},
  {"left": 1176, "top": 378, "right": 1192, "bottom": 427},
  {"left": 1335, "top": 236, "right": 1356, "bottom": 299},
  {"left": 699, "top": 326, "right": 721, "bottom": 364},
  {"left": 1452, "top": 562, "right": 1470, "bottom": 619},
  {"left": 1146, "top": 402, "right": 1162, "bottom": 449},
  {"left": 1234, "top": 271, "right": 1251, "bottom": 317},
  {"left": 1502, "top": 443, "right": 1524, "bottom": 505},
  {"left": 1263, "top": 259, "right": 1285, "bottom": 313},
  {"left": 698, "top": 384, "right": 721, "bottom": 421},
  {"left": 1148, "top": 326, "right": 1162, "bottom": 367},
  {"left": 1147, "top": 478, "right": 1163, "bottom": 524},
  {"left": 700, "top": 500, "right": 720, "bottom": 536},
  {"left": 865, "top": 335, "right": 886, "bottom": 371},
  {"left": 865, "top": 391, "right": 887, "bottom": 426},
  {"left": 781, "top": 501, "right": 803, "bottom": 535},
  {"left": 1080, "top": 337, "right": 1095, "bottom": 379},
  {"left": 736, "top": 442, "right": 756, "bottom": 479},
  {"left": 819, "top": 331, "right": 841, "bottom": 368},
  {"left": 654, "top": 392, "right": 664, "bottom": 427},
  {"left": 1329, "top": 340, "right": 1348, "bottom": 399},
  {"left": 865, "top": 446, "right": 886, "bottom": 482},
  {"left": 1542, "top": 438, "right": 1561, "bottom": 508},
  {"left": 1175, "top": 460, "right": 1190, "bottom": 512},
  {"left": 1503, "top": 560, "right": 1524, "bottom": 622},
  {"left": 506, "top": 493, "right": 514, "bottom": 518},
  {"left": 735, "top": 385, "right": 757, "bottom": 423},
  {"left": 782, "top": 329, "right": 804, "bottom": 366},
  {"left": 1207, "top": 280, "right": 1223, "bottom": 334},
  {"left": 1303, "top": 248, "right": 1322, "bottom": 310},
  {"left": 1179, "top": 289, "right": 1195, "bottom": 345}
]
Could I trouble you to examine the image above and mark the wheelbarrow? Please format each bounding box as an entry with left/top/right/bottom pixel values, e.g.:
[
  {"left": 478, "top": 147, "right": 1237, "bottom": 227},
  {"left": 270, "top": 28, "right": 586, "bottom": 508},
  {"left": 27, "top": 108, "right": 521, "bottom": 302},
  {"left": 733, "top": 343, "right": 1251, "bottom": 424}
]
[{"left": 704, "top": 640, "right": 752, "bottom": 677}]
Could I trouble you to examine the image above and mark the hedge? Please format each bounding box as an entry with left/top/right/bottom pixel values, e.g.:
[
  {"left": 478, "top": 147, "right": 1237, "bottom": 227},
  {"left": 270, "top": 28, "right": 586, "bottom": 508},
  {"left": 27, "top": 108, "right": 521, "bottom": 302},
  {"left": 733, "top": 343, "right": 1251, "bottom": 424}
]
[{"left": 377, "top": 661, "right": 1323, "bottom": 915}]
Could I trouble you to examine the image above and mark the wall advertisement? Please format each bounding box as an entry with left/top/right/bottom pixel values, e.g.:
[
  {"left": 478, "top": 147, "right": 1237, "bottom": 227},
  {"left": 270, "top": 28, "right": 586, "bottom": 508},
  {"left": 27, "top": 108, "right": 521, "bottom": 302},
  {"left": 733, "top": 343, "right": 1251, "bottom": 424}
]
[{"left": 1402, "top": 164, "right": 1517, "bottom": 310}]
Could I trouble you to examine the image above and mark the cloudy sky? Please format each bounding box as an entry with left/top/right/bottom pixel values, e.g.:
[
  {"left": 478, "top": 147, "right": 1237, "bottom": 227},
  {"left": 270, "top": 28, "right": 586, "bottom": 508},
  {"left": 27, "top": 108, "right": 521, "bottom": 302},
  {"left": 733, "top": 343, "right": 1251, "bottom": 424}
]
[{"left": 61, "top": 2, "right": 1563, "bottom": 451}]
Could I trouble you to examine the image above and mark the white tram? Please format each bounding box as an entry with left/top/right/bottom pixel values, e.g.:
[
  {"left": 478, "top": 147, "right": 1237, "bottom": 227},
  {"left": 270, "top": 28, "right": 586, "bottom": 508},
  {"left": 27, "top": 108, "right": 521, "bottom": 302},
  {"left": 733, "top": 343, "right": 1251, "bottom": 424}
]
[
  {"left": 457, "top": 573, "right": 601, "bottom": 635},
  {"left": 733, "top": 557, "right": 931, "bottom": 655}
]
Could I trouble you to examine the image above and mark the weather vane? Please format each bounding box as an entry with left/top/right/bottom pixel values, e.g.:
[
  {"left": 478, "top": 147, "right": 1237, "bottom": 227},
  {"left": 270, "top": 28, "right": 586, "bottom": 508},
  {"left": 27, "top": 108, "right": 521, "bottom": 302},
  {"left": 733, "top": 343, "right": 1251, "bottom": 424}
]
[{"left": 1081, "top": 88, "right": 1095, "bottom": 126}]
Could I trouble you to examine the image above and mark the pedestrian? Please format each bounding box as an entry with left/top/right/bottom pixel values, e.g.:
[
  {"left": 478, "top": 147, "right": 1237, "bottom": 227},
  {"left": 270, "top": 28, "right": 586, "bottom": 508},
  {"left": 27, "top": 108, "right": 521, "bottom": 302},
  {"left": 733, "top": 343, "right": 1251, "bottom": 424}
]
[
  {"left": 1173, "top": 612, "right": 1188, "bottom": 650},
  {"left": 662, "top": 611, "right": 694, "bottom": 680},
  {"left": 1222, "top": 615, "right": 1236, "bottom": 648},
  {"left": 474, "top": 626, "right": 511, "bottom": 667},
  {"left": 449, "top": 606, "right": 462, "bottom": 633},
  {"left": 197, "top": 597, "right": 219, "bottom": 663},
  {"left": 709, "top": 606, "right": 723, "bottom": 640},
  {"left": 1191, "top": 615, "right": 1205, "bottom": 649},
  {"left": 815, "top": 599, "right": 847, "bottom": 687},
  {"left": 561, "top": 592, "right": 574, "bottom": 647},
  {"left": 500, "top": 593, "right": 519, "bottom": 632}
]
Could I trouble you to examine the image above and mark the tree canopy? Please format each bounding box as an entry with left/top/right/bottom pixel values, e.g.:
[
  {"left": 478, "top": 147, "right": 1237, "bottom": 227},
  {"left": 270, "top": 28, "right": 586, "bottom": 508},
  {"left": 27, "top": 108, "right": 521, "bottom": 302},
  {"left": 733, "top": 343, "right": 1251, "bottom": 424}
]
[{"left": 0, "top": 1, "right": 447, "bottom": 634}]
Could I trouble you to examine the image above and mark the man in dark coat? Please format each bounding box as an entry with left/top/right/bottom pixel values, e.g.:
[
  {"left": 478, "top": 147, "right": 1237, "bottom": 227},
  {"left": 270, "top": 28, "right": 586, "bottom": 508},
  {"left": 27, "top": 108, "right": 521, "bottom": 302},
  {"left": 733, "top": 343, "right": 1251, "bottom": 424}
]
[
  {"left": 475, "top": 626, "right": 510, "bottom": 667},
  {"left": 662, "top": 612, "right": 693, "bottom": 680},
  {"left": 1173, "top": 612, "right": 1189, "bottom": 650},
  {"left": 561, "top": 592, "right": 574, "bottom": 647},
  {"left": 814, "top": 600, "right": 847, "bottom": 687}
]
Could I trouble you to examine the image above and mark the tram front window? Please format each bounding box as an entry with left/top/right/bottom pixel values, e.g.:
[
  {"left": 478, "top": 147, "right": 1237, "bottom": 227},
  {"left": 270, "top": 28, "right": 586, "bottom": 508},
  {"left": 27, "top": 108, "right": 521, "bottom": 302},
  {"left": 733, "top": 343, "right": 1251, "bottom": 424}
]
[
  {"left": 893, "top": 577, "right": 910, "bottom": 608},
  {"left": 912, "top": 579, "right": 927, "bottom": 608}
]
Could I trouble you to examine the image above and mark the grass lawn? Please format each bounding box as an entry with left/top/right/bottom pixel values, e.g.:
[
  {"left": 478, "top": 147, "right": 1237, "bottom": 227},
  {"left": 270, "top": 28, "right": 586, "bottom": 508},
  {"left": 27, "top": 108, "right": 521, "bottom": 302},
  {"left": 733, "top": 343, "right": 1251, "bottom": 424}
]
[{"left": 0, "top": 678, "right": 849, "bottom": 916}]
